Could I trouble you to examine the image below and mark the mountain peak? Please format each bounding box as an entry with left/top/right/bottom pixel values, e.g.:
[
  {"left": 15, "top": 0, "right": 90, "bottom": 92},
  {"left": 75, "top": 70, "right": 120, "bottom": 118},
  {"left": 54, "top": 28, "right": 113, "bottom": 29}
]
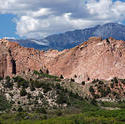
[{"left": 8, "top": 23, "right": 125, "bottom": 51}]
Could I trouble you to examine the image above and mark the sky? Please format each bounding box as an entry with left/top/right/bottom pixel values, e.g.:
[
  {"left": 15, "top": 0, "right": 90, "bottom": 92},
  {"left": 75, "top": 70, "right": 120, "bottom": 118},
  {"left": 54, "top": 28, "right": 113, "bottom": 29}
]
[{"left": 0, "top": 0, "right": 125, "bottom": 39}]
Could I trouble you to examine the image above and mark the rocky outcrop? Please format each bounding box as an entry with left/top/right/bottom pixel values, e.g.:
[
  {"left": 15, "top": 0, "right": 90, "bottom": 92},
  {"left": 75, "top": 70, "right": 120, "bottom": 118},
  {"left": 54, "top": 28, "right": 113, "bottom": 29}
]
[
  {"left": 0, "top": 54, "right": 7, "bottom": 77},
  {"left": 0, "top": 40, "right": 8, "bottom": 77},
  {"left": 0, "top": 37, "right": 125, "bottom": 82}
]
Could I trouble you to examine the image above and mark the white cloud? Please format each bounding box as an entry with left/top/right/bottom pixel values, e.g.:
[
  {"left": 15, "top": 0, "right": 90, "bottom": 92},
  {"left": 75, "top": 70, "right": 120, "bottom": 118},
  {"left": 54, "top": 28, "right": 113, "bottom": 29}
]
[
  {"left": 0, "top": 0, "right": 125, "bottom": 38},
  {"left": 86, "top": 0, "right": 125, "bottom": 21}
]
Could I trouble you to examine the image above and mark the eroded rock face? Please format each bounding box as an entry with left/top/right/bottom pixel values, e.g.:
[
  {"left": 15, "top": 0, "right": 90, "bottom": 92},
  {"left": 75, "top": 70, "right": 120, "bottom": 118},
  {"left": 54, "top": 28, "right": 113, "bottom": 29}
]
[
  {"left": 0, "top": 40, "right": 8, "bottom": 77},
  {"left": 0, "top": 54, "right": 7, "bottom": 77},
  {"left": 0, "top": 37, "right": 125, "bottom": 82}
]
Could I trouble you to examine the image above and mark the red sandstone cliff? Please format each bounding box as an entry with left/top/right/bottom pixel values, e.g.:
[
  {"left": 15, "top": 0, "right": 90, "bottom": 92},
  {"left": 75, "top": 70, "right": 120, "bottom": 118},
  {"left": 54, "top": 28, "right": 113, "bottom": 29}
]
[{"left": 0, "top": 37, "right": 125, "bottom": 82}]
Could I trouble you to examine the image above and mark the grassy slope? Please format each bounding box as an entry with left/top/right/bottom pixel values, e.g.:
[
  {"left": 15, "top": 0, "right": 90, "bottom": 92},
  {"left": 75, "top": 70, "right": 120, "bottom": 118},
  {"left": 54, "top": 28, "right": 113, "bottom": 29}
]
[
  {"left": 1, "top": 100, "right": 125, "bottom": 124},
  {"left": 1, "top": 109, "right": 125, "bottom": 124}
]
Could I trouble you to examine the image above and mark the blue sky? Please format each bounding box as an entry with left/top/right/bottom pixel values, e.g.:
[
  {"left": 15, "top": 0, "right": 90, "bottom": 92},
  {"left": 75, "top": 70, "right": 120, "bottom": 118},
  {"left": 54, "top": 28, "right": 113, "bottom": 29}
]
[
  {"left": 0, "top": 0, "right": 125, "bottom": 39},
  {"left": 0, "top": 14, "right": 19, "bottom": 39}
]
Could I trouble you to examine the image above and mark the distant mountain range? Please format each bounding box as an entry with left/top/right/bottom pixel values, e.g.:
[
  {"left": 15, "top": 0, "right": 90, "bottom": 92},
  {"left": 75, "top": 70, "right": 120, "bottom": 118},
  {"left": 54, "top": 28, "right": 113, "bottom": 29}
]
[{"left": 8, "top": 23, "right": 125, "bottom": 50}]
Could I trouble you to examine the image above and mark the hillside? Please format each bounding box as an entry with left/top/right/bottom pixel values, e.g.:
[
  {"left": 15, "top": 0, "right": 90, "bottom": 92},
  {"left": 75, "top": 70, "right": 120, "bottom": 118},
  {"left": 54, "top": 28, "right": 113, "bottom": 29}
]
[
  {"left": 1, "top": 37, "right": 125, "bottom": 123},
  {"left": 1, "top": 71, "right": 125, "bottom": 124},
  {"left": 9, "top": 23, "right": 125, "bottom": 50}
]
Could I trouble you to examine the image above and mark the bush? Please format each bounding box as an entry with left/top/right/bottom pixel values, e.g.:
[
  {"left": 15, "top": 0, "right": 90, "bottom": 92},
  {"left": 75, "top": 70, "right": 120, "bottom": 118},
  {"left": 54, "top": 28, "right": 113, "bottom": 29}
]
[
  {"left": 111, "top": 77, "right": 118, "bottom": 84},
  {"left": 71, "top": 78, "right": 75, "bottom": 82},
  {"left": 39, "top": 69, "right": 43, "bottom": 74},
  {"left": 5, "top": 76, "right": 10, "bottom": 81},
  {"left": 36, "top": 107, "right": 47, "bottom": 114},
  {"left": 120, "top": 79, "right": 125, "bottom": 84},
  {"left": 38, "top": 93, "right": 44, "bottom": 99},
  {"left": 56, "top": 110, "right": 63, "bottom": 116},
  {"left": 30, "top": 80, "right": 35, "bottom": 91},
  {"left": 43, "top": 84, "right": 52, "bottom": 93},
  {"left": 100, "top": 88, "right": 109, "bottom": 97},
  {"left": 4, "top": 80, "right": 13, "bottom": 89},
  {"left": 20, "top": 88, "right": 27, "bottom": 96},
  {"left": 33, "top": 70, "right": 40, "bottom": 75},
  {"left": 56, "top": 94, "right": 69, "bottom": 104},
  {"left": 30, "top": 85, "right": 35, "bottom": 91},
  {"left": 46, "top": 69, "right": 49, "bottom": 74},
  {"left": 13, "top": 76, "right": 29, "bottom": 88},
  {"left": 81, "top": 81, "right": 85, "bottom": 85},
  {"left": 0, "top": 94, "right": 11, "bottom": 111},
  {"left": 89, "top": 86, "right": 94, "bottom": 93},
  {"left": 17, "top": 106, "right": 23, "bottom": 112},
  {"left": 0, "top": 76, "right": 3, "bottom": 81},
  {"left": 92, "top": 79, "right": 99, "bottom": 83},
  {"left": 27, "top": 93, "right": 32, "bottom": 99},
  {"left": 4, "top": 76, "right": 13, "bottom": 89},
  {"left": 33, "top": 80, "right": 42, "bottom": 88},
  {"left": 110, "top": 83, "right": 114, "bottom": 88},
  {"left": 98, "top": 80, "right": 104, "bottom": 85},
  {"left": 13, "top": 76, "right": 23, "bottom": 82},
  {"left": 60, "top": 75, "right": 64, "bottom": 79}
]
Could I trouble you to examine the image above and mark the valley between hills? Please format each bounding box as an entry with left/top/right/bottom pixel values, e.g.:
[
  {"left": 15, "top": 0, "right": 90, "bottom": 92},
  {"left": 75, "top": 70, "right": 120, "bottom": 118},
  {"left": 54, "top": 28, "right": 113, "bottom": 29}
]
[{"left": 1, "top": 37, "right": 125, "bottom": 124}]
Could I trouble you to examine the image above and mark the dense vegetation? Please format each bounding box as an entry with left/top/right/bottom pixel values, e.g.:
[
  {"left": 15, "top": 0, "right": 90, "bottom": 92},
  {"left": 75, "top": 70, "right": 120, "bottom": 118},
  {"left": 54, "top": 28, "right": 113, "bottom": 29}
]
[
  {"left": 1, "top": 104, "right": 125, "bottom": 124},
  {"left": 1, "top": 71, "right": 125, "bottom": 124}
]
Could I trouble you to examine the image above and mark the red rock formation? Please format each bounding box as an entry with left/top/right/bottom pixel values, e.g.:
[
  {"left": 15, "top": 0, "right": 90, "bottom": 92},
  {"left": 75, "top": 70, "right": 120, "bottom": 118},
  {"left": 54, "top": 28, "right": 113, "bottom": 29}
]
[{"left": 0, "top": 37, "right": 125, "bottom": 82}]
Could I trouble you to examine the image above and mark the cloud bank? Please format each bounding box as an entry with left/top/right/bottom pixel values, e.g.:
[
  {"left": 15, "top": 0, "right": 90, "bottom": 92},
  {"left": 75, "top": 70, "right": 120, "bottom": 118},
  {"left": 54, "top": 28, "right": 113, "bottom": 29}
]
[{"left": 0, "top": 0, "right": 125, "bottom": 38}]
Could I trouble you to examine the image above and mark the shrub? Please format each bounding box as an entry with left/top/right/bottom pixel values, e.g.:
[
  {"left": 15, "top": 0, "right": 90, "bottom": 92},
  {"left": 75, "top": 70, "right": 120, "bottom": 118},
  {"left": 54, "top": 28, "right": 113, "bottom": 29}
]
[
  {"left": 27, "top": 93, "right": 32, "bottom": 99},
  {"left": 17, "top": 106, "right": 23, "bottom": 112},
  {"left": 111, "top": 77, "right": 118, "bottom": 84},
  {"left": 60, "top": 75, "right": 64, "bottom": 79},
  {"left": 88, "top": 77, "right": 90, "bottom": 81},
  {"left": 32, "top": 80, "right": 41, "bottom": 88},
  {"left": 33, "top": 70, "right": 40, "bottom": 75},
  {"left": 4, "top": 76, "right": 13, "bottom": 89},
  {"left": 120, "top": 79, "right": 125, "bottom": 84},
  {"left": 36, "top": 107, "right": 47, "bottom": 114},
  {"left": 110, "top": 83, "right": 114, "bottom": 88},
  {"left": 100, "top": 88, "right": 109, "bottom": 97},
  {"left": 30, "top": 85, "right": 35, "bottom": 91},
  {"left": 106, "top": 87, "right": 111, "bottom": 94},
  {"left": 13, "top": 76, "right": 29, "bottom": 88},
  {"left": 38, "top": 93, "right": 44, "bottom": 99},
  {"left": 20, "top": 88, "right": 27, "bottom": 96},
  {"left": 20, "top": 80, "right": 29, "bottom": 88},
  {"left": 46, "top": 69, "right": 49, "bottom": 74},
  {"left": 0, "top": 76, "right": 3, "bottom": 81},
  {"left": 56, "top": 110, "right": 63, "bottom": 116},
  {"left": 39, "top": 69, "right": 43, "bottom": 74},
  {"left": 56, "top": 94, "right": 69, "bottom": 104},
  {"left": 74, "top": 74, "right": 77, "bottom": 78},
  {"left": 5, "top": 76, "right": 10, "bottom": 81},
  {"left": 93, "top": 94, "right": 100, "bottom": 99},
  {"left": 112, "top": 91, "right": 117, "bottom": 96},
  {"left": 0, "top": 94, "right": 11, "bottom": 111},
  {"left": 92, "top": 79, "right": 99, "bottom": 83},
  {"left": 90, "top": 99, "right": 97, "bottom": 105},
  {"left": 13, "top": 76, "right": 24, "bottom": 82},
  {"left": 43, "top": 85, "right": 52, "bottom": 93},
  {"left": 81, "top": 81, "right": 85, "bottom": 85},
  {"left": 4, "top": 80, "right": 13, "bottom": 89},
  {"left": 89, "top": 86, "right": 94, "bottom": 93},
  {"left": 71, "top": 78, "right": 75, "bottom": 82},
  {"left": 98, "top": 80, "right": 104, "bottom": 85},
  {"left": 56, "top": 84, "right": 61, "bottom": 89}
]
